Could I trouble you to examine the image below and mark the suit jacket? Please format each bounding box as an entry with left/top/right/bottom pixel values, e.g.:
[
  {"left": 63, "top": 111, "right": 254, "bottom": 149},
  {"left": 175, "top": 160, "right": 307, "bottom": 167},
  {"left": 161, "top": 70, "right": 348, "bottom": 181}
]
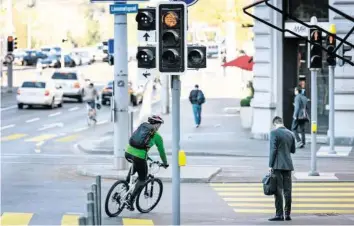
[
  {"left": 293, "top": 94, "right": 308, "bottom": 119},
  {"left": 269, "top": 127, "right": 296, "bottom": 171}
]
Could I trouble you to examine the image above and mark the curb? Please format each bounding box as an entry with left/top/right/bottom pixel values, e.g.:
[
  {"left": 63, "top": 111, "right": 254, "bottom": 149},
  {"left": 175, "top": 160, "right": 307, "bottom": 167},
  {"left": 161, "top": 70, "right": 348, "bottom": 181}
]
[{"left": 76, "top": 166, "right": 222, "bottom": 183}]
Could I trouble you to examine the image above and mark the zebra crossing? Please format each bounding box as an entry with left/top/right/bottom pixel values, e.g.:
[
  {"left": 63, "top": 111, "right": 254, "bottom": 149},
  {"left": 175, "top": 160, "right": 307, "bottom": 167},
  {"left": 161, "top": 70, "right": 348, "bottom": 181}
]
[
  {"left": 0, "top": 212, "right": 155, "bottom": 225},
  {"left": 210, "top": 182, "right": 354, "bottom": 214}
]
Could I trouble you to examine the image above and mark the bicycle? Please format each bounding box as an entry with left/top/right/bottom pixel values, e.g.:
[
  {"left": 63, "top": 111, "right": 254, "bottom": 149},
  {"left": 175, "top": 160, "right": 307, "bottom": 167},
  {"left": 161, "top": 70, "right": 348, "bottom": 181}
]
[{"left": 104, "top": 156, "right": 164, "bottom": 217}]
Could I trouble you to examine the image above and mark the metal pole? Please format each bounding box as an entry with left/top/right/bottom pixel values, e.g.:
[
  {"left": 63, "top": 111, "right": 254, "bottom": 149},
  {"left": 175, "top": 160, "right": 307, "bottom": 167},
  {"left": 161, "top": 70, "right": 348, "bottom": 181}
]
[
  {"left": 7, "top": 61, "right": 12, "bottom": 91},
  {"left": 87, "top": 192, "right": 95, "bottom": 225},
  {"left": 91, "top": 184, "right": 98, "bottom": 225},
  {"left": 328, "top": 65, "right": 336, "bottom": 154},
  {"left": 113, "top": 1, "right": 129, "bottom": 170},
  {"left": 130, "top": 111, "right": 134, "bottom": 136},
  {"left": 309, "top": 69, "right": 320, "bottom": 176},
  {"left": 78, "top": 216, "right": 87, "bottom": 226},
  {"left": 161, "top": 75, "right": 170, "bottom": 114},
  {"left": 96, "top": 176, "right": 101, "bottom": 225},
  {"left": 171, "top": 75, "right": 181, "bottom": 225}
]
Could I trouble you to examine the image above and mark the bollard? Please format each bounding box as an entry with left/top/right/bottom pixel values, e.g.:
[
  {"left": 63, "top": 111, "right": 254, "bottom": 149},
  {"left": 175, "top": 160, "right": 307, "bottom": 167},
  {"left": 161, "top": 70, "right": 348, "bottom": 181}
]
[
  {"left": 92, "top": 184, "right": 99, "bottom": 226},
  {"left": 96, "top": 176, "right": 102, "bottom": 225},
  {"left": 78, "top": 216, "right": 87, "bottom": 226},
  {"left": 87, "top": 201, "right": 95, "bottom": 226}
]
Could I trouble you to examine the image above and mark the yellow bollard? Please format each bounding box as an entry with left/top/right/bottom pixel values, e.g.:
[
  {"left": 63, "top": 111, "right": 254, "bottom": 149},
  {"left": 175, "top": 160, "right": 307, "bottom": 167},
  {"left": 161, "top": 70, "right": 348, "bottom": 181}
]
[{"left": 178, "top": 150, "right": 187, "bottom": 166}]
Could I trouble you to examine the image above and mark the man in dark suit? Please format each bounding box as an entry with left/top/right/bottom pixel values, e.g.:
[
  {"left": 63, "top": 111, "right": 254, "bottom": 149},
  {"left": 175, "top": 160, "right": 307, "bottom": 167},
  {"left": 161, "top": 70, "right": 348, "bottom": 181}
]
[
  {"left": 268, "top": 116, "right": 296, "bottom": 221},
  {"left": 292, "top": 86, "right": 308, "bottom": 148}
]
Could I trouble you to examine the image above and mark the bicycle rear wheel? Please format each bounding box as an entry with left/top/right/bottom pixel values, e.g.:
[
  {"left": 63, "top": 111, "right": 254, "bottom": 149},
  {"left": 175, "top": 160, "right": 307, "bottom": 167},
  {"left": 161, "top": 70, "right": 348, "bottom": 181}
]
[
  {"left": 136, "top": 178, "right": 163, "bottom": 213},
  {"left": 105, "top": 180, "right": 129, "bottom": 217}
]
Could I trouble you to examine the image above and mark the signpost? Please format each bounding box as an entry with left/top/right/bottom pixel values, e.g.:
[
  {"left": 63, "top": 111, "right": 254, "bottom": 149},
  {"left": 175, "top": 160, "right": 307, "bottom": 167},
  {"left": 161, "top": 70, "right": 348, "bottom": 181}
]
[{"left": 109, "top": 4, "right": 138, "bottom": 14}]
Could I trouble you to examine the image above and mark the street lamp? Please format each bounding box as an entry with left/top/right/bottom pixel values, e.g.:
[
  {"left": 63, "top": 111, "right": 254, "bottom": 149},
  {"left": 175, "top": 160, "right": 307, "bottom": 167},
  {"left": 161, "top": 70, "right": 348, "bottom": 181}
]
[{"left": 27, "top": 0, "right": 36, "bottom": 49}]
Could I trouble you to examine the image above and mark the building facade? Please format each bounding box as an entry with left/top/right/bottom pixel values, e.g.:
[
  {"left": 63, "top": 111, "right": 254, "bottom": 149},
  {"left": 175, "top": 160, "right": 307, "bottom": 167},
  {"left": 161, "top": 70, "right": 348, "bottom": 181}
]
[{"left": 251, "top": 0, "right": 354, "bottom": 145}]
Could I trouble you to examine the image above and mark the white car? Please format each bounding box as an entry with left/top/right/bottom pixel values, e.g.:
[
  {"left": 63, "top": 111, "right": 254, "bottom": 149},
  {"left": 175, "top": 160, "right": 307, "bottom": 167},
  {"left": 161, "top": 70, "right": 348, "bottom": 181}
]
[
  {"left": 51, "top": 69, "right": 87, "bottom": 102},
  {"left": 17, "top": 80, "right": 64, "bottom": 109}
]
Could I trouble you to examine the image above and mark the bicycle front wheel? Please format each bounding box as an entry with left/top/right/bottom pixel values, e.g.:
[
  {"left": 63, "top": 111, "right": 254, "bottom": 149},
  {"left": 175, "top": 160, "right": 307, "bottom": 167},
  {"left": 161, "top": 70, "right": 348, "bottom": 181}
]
[
  {"left": 136, "top": 178, "right": 163, "bottom": 213},
  {"left": 105, "top": 180, "right": 129, "bottom": 217}
]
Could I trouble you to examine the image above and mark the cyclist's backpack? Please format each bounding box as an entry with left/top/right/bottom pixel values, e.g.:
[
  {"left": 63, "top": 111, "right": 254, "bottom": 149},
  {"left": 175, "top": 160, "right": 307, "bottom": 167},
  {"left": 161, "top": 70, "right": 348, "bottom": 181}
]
[{"left": 129, "top": 122, "right": 156, "bottom": 149}]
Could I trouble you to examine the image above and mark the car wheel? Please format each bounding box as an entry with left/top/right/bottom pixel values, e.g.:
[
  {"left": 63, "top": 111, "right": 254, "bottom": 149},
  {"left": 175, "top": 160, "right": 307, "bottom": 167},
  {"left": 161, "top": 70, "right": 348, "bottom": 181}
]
[
  {"left": 58, "top": 99, "right": 63, "bottom": 108},
  {"left": 49, "top": 98, "right": 55, "bottom": 109},
  {"left": 77, "top": 92, "right": 84, "bottom": 103},
  {"left": 17, "top": 103, "right": 24, "bottom": 109},
  {"left": 101, "top": 100, "right": 106, "bottom": 106}
]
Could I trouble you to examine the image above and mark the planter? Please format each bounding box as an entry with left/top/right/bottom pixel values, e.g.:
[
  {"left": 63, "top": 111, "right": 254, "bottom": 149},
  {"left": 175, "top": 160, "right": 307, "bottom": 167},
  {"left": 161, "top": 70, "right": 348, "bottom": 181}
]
[{"left": 240, "top": 106, "right": 253, "bottom": 129}]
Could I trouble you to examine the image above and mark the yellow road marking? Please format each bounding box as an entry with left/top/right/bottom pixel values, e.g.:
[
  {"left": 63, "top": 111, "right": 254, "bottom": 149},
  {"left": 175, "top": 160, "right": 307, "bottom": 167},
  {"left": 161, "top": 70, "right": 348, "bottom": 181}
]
[
  {"left": 24, "top": 134, "right": 57, "bottom": 142},
  {"left": 123, "top": 218, "right": 154, "bottom": 225},
  {"left": 1, "top": 134, "right": 27, "bottom": 142},
  {"left": 218, "top": 192, "right": 354, "bottom": 197},
  {"left": 223, "top": 197, "right": 354, "bottom": 202},
  {"left": 210, "top": 182, "right": 354, "bottom": 187},
  {"left": 213, "top": 187, "right": 354, "bottom": 192},
  {"left": 55, "top": 134, "right": 81, "bottom": 142},
  {"left": 229, "top": 203, "right": 354, "bottom": 208},
  {"left": 61, "top": 214, "right": 79, "bottom": 225},
  {"left": 0, "top": 212, "right": 33, "bottom": 225},
  {"left": 234, "top": 208, "right": 354, "bottom": 214}
]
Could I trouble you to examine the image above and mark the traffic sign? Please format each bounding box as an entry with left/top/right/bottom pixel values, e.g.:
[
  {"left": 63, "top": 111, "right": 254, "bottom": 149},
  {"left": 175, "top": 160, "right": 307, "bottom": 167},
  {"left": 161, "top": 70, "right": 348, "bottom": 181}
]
[
  {"left": 108, "top": 39, "right": 114, "bottom": 54},
  {"left": 110, "top": 4, "right": 138, "bottom": 14},
  {"left": 5, "top": 53, "right": 14, "bottom": 63},
  {"left": 170, "top": 0, "right": 199, "bottom": 7},
  {"left": 138, "top": 31, "right": 156, "bottom": 43}
]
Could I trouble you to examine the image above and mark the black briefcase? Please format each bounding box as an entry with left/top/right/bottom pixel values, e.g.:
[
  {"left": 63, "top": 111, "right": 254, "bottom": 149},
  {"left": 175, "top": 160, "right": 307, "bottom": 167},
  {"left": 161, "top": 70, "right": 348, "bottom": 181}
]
[{"left": 262, "top": 171, "right": 277, "bottom": 196}]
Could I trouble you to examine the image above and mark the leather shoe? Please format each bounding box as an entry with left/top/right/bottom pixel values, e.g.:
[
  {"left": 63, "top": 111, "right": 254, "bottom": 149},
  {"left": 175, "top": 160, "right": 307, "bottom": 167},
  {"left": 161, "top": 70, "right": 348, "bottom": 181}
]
[
  {"left": 268, "top": 216, "right": 284, "bottom": 221},
  {"left": 285, "top": 215, "right": 292, "bottom": 221}
]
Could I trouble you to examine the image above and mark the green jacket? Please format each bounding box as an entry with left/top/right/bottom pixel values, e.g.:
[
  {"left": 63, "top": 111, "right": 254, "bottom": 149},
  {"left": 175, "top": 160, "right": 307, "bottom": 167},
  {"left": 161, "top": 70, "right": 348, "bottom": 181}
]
[{"left": 126, "top": 131, "right": 168, "bottom": 165}]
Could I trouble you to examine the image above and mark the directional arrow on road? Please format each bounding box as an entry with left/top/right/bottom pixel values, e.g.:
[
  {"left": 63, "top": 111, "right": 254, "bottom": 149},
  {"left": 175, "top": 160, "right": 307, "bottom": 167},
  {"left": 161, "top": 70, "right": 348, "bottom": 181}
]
[
  {"left": 143, "top": 33, "right": 150, "bottom": 41},
  {"left": 38, "top": 123, "right": 64, "bottom": 131}
]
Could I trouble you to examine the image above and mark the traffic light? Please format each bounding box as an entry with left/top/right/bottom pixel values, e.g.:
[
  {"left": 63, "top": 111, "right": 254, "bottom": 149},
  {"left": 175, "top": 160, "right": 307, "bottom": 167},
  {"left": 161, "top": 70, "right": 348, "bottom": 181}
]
[
  {"left": 308, "top": 28, "right": 323, "bottom": 69},
  {"left": 136, "top": 8, "right": 156, "bottom": 31},
  {"left": 325, "top": 24, "right": 336, "bottom": 66},
  {"left": 7, "top": 36, "right": 17, "bottom": 52},
  {"left": 337, "top": 45, "right": 353, "bottom": 67},
  {"left": 136, "top": 46, "right": 156, "bottom": 69},
  {"left": 108, "top": 55, "right": 114, "bottom": 66},
  {"left": 157, "top": 2, "right": 187, "bottom": 73},
  {"left": 187, "top": 45, "right": 207, "bottom": 69}
]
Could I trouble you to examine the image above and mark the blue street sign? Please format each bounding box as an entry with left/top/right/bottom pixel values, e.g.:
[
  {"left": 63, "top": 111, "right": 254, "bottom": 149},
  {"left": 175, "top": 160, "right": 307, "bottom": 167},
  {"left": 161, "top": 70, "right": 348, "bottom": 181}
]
[
  {"left": 108, "top": 39, "right": 114, "bottom": 54},
  {"left": 170, "top": 0, "right": 199, "bottom": 7},
  {"left": 110, "top": 3, "right": 138, "bottom": 14}
]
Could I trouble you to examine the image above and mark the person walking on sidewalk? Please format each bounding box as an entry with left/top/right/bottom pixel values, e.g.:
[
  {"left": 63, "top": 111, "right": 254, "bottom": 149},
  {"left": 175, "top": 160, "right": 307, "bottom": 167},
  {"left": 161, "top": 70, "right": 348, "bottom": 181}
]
[
  {"left": 189, "top": 84, "right": 205, "bottom": 128},
  {"left": 292, "top": 86, "right": 309, "bottom": 148},
  {"left": 268, "top": 116, "right": 296, "bottom": 222}
]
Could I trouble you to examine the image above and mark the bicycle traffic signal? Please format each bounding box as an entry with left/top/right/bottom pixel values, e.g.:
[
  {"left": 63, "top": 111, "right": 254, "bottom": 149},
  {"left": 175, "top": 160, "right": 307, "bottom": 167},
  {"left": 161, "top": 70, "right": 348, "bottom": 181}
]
[
  {"left": 187, "top": 45, "right": 207, "bottom": 69},
  {"left": 136, "top": 8, "right": 156, "bottom": 31},
  {"left": 157, "top": 2, "right": 187, "bottom": 73},
  {"left": 325, "top": 25, "right": 336, "bottom": 66},
  {"left": 136, "top": 46, "right": 156, "bottom": 69},
  {"left": 308, "top": 28, "right": 323, "bottom": 69},
  {"left": 7, "top": 36, "right": 17, "bottom": 52}
]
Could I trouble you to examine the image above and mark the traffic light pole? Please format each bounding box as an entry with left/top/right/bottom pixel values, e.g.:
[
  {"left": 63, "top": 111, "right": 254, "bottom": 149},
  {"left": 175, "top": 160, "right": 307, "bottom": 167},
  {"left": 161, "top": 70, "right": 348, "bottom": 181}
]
[
  {"left": 328, "top": 65, "right": 336, "bottom": 154},
  {"left": 171, "top": 74, "right": 181, "bottom": 226},
  {"left": 7, "top": 62, "right": 13, "bottom": 91},
  {"left": 113, "top": 8, "right": 128, "bottom": 170},
  {"left": 309, "top": 68, "right": 320, "bottom": 176},
  {"left": 161, "top": 75, "right": 170, "bottom": 114}
]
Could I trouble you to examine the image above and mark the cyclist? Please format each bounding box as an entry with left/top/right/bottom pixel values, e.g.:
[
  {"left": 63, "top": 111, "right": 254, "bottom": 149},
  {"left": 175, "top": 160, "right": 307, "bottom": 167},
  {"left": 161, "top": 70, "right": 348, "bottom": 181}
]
[
  {"left": 85, "top": 83, "right": 99, "bottom": 121},
  {"left": 124, "top": 115, "right": 169, "bottom": 210}
]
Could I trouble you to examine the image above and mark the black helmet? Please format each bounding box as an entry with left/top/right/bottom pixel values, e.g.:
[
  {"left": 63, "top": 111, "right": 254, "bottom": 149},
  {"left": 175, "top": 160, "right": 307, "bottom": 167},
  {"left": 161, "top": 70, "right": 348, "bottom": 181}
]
[{"left": 148, "top": 115, "right": 164, "bottom": 124}]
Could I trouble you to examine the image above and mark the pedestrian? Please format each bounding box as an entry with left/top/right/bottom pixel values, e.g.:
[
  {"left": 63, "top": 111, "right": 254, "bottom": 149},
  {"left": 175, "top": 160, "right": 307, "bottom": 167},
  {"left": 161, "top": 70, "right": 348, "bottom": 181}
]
[
  {"left": 189, "top": 84, "right": 205, "bottom": 128},
  {"left": 268, "top": 116, "right": 296, "bottom": 222},
  {"left": 292, "top": 86, "right": 309, "bottom": 148}
]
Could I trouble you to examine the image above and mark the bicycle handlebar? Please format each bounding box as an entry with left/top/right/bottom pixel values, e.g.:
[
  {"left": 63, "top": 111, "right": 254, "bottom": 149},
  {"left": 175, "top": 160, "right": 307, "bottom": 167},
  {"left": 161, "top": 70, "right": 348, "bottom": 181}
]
[{"left": 147, "top": 156, "right": 167, "bottom": 168}]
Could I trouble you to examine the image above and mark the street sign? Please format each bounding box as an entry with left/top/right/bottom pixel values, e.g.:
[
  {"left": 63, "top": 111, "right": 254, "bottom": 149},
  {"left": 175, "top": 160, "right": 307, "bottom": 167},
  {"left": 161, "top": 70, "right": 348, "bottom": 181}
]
[
  {"left": 138, "top": 31, "right": 156, "bottom": 43},
  {"left": 170, "top": 0, "right": 199, "bottom": 7},
  {"left": 108, "top": 39, "right": 114, "bottom": 54},
  {"left": 4, "top": 53, "right": 14, "bottom": 63},
  {"left": 138, "top": 68, "right": 156, "bottom": 81},
  {"left": 92, "top": 0, "right": 148, "bottom": 2},
  {"left": 110, "top": 4, "right": 138, "bottom": 14}
]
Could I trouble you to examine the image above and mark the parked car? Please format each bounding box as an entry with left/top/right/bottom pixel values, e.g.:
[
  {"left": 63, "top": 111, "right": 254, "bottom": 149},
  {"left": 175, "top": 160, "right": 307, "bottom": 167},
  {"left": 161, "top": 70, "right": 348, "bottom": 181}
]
[
  {"left": 101, "top": 81, "right": 113, "bottom": 105},
  {"left": 50, "top": 69, "right": 87, "bottom": 102},
  {"left": 37, "top": 55, "right": 76, "bottom": 68},
  {"left": 100, "top": 80, "right": 144, "bottom": 106},
  {"left": 17, "top": 80, "right": 64, "bottom": 109},
  {"left": 15, "top": 50, "right": 47, "bottom": 66},
  {"left": 76, "top": 50, "right": 93, "bottom": 65},
  {"left": 69, "top": 51, "right": 82, "bottom": 66},
  {"left": 41, "top": 46, "right": 61, "bottom": 55}
]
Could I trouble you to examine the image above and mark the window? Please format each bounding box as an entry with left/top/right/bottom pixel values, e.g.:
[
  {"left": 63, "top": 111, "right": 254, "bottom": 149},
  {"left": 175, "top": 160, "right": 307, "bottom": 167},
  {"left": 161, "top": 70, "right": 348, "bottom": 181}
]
[
  {"left": 51, "top": 72, "right": 78, "bottom": 80},
  {"left": 22, "top": 82, "right": 46, "bottom": 88},
  {"left": 284, "top": 0, "right": 329, "bottom": 22}
]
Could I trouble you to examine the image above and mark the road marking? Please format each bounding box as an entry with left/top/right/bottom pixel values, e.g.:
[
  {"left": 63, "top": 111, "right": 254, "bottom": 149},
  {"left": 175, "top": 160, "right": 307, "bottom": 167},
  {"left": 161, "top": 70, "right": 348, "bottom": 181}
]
[
  {"left": 1, "top": 124, "right": 15, "bottom": 131},
  {"left": 61, "top": 214, "right": 80, "bottom": 225},
  {"left": 229, "top": 203, "right": 354, "bottom": 208},
  {"left": 210, "top": 182, "right": 354, "bottom": 187},
  {"left": 233, "top": 209, "right": 354, "bottom": 214},
  {"left": 68, "top": 107, "right": 80, "bottom": 111},
  {"left": 1, "top": 153, "right": 112, "bottom": 158},
  {"left": 49, "top": 112, "right": 62, "bottom": 117},
  {"left": 97, "top": 120, "right": 108, "bottom": 125},
  {"left": 218, "top": 192, "right": 354, "bottom": 197},
  {"left": 55, "top": 134, "right": 81, "bottom": 142},
  {"left": 1, "top": 133, "right": 27, "bottom": 141},
  {"left": 0, "top": 105, "right": 17, "bottom": 112},
  {"left": 38, "top": 122, "right": 64, "bottom": 131},
  {"left": 0, "top": 212, "right": 33, "bottom": 225},
  {"left": 26, "top": 117, "right": 40, "bottom": 123},
  {"left": 74, "top": 127, "right": 88, "bottom": 132},
  {"left": 213, "top": 187, "right": 354, "bottom": 192},
  {"left": 25, "top": 134, "right": 57, "bottom": 142},
  {"left": 122, "top": 218, "right": 154, "bottom": 225},
  {"left": 223, "top": 197, "right": 354, "bottom": 202}
]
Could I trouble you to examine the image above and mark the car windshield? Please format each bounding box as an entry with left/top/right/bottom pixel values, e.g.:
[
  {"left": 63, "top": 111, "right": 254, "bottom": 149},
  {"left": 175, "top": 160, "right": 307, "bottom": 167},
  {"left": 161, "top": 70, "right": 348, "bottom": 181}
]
[
  {"left": 22, "top": 81, "right": 46, "bottom": 88},
  {"left": 52, "top": 72, "right": 78, "bottom": 80},
  {"left": 41, "top": 48, "right": 50, "bottom": 52}
]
